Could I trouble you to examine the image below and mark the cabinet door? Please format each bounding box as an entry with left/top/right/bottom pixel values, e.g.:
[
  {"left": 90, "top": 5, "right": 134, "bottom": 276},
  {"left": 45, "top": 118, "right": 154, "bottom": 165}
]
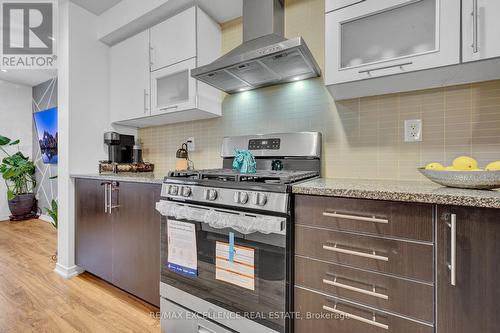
[
  {"left": 436, "top": 206, "right": 500, "bottom": 333},
  {"left": 325, "top": 0, "right": 460, "bottom": 85},
  {"left": 110, "top": 30, "right": 151, "bottom": 123},
  {"left": 111, "top": 182, "right": 161, "bottom": 307},
  {"left": 462, "top": 0, "right": 500, "bottom": 62},
  {"left": 151, "top": 57, "right": 196, "bottom": 115},
  {"left": 75, "top": 178, "right": 112, "bottom": 282},
  {"left": 150, "top": 7, "right": 196, "bottom": 71}
]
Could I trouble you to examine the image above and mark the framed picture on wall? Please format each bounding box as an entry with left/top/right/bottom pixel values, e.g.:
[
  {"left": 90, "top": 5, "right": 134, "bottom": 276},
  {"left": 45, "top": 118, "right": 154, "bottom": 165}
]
[{"left": 34, "top": 107, "right": 58, "bottom": 164}]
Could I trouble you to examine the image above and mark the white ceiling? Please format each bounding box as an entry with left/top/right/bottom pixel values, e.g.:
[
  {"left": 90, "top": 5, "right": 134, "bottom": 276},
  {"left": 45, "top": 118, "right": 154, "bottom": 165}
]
[
  {"left": 71, "top": 0, "right": 123, "bottom": 16},
  {"left": 0, "top": 69, "right": 57, "bottom": 87},
  {"left": 195, "top": 0, "right": 242, "bottom": 23}
]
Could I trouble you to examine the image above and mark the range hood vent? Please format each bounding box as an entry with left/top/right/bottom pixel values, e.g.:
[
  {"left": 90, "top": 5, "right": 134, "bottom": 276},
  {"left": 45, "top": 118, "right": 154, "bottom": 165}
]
[{"left": 191, "top": 0, "right": 321, "bottom": 94}]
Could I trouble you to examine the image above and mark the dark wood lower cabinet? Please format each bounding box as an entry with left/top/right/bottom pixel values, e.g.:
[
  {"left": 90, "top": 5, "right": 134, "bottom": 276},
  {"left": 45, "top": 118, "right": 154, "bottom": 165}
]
[
  {"left": 75, "top": 178, "right": 161, "bottom": 307},
  {"left": 436, "top": 205, "right": 500, "bottom": 333},
  {"left": 75, "top": 178, "right": 112, "bottom": 281}
]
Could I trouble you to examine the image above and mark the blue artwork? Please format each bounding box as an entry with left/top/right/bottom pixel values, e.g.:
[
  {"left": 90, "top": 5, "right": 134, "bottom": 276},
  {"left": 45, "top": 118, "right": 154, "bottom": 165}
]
[{"left": 34, "top": 107, "right": 58, "bottom": 164}]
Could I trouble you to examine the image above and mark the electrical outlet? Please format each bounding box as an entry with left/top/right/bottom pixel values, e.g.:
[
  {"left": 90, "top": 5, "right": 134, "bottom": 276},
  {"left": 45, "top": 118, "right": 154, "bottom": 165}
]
[
  {"left": 187, "top": 137, "right": 195, "bottom": 152},
  {"left": 404, "top": 119, "right": 422, "bottom": 142}
]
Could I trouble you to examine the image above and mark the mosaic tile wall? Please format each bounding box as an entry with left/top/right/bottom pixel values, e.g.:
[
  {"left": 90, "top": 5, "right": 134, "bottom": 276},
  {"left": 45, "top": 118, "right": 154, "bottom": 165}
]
[{"left": 138, "top": 0, "right": 500, "bottom": 181}]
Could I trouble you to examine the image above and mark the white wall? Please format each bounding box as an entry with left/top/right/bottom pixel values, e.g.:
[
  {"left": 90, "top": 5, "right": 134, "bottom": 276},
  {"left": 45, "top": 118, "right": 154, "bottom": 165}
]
[
  {"left": 0, "top": 81, "right": 32, "bottom": 221},
  {"left": 56, "top": 1, "right": 123, "bottom": 278}
]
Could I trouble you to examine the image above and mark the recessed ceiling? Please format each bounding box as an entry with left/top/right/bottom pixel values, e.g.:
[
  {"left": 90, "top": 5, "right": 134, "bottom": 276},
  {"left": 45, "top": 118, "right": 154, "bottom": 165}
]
[
  {"left": 71, "top": 0, "right": 122, "bottom": 16},
  {"left": 0, "top": 69, "right": 57, "bottom": 87}
]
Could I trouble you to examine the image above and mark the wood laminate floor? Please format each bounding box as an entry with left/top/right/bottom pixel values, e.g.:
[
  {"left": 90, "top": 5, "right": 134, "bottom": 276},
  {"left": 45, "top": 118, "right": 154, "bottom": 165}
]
[{"left": 0, "top": 219, "right": 161, "bottom": 332}]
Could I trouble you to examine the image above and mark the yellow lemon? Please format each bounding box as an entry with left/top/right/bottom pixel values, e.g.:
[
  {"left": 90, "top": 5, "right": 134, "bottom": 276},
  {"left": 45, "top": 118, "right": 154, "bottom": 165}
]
[
  {"left": 444, "top": 166, "right": 458, "bottom": 171},
  {"left": 485, "top": 161, "right": 500, "bottom": 171},
  {"left": 469, "top": 168, "right": 484, "bottom": 171},
  {"left": 425, "top": 162, "right": 445, "bottom": 170},
  {"left": 452, "top": 156, "right": 478, "bottom": 171}
]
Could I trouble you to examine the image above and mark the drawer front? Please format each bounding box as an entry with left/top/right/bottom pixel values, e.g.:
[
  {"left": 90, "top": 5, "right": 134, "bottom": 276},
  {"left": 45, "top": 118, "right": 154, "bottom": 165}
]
[
  {"left": 295, "top": 287, "right": 433, "bottom": 333},
  {"left": 295, "top": 195, "right": 433, "bottom": 242},
  {"left": 295, "top": 225, "right": 433, "bottom": 282},
  {"left": 295, "top": 256, "right": 433, "bottom": 322}
]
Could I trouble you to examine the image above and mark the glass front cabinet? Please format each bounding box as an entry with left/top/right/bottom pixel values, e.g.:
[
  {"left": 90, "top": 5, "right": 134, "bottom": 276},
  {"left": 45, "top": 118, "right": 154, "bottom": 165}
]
[{"left": 325, "top": 0, "right": 461, "bottom": 85}]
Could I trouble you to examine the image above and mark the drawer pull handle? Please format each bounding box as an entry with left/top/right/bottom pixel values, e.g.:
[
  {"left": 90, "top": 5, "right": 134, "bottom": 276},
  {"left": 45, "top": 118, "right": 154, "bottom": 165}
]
[
  {"left": 323, "top": 305, "right": 389, "bottom": 330},
  {"left": 358, "top": 61, "right": 413, "bottom": 74},
  {"left": 323, "top": 244, "right": 389, "bottom": 262},
  {"left": 323, "top": 278, "right": 389, "bottom": 300},
  {"left": 447, "top": 213, "right": 457, "bottom": 286},
  {"left": 323, "top": 211, "right": 388, "bottom": 224}
]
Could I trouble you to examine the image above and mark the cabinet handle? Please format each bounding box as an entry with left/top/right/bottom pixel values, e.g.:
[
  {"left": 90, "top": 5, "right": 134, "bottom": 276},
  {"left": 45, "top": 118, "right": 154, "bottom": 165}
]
[
  {"left": 160, "top": 105, "right": 179, "bottom": 111},
  {"left": 471, "top": 0, "right": 479, "bottom": 53},
  {"left": 447, "top": 213, "right": 457, "bottom": 286},
  {"left": 103, "top": 183, "right": 109, "bottom": 213},
  {"left": 149, "top": 46, "right": 155, "bottom": 67},
  {"left": 358, "top": 61, "right": 413, "bottom": 74},
  {"left": 109, "top": 182, "right": 120, "bottom": 213},
  {"left": 143, "top": 89, "right": 149, "bottom": 114},
  {"left": 323, "top": 305, "right": 389, "bottom": 330},
  {"left": 323, "top": 244, "right": 389, "bottom": 262},
  {"left": 323, "top": 211, "right": 388, "bottom": 224},
  {"left": 323, "top": 278, "right": 389, "bottom": 300}
]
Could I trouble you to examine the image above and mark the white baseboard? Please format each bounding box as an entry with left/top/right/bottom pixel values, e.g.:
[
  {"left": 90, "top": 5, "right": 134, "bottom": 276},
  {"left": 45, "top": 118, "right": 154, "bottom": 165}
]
[
  {"left": 38, "top": 214, "right": 53, "bottom": 223},
  {"left": 0, "top": 215, "right": 10, "bottom": 222},
  {"left": 54, "top": 263, "right": 84, "bottom": 279}
]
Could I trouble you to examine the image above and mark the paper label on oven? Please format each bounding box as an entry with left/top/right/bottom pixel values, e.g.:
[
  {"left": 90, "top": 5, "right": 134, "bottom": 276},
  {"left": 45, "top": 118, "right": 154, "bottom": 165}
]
[
  {"left": 215, "top": 241, "right": 255, "bottom": 290},
  {"left": 167, "top": 220, "right": 197, "bottom": 278}
]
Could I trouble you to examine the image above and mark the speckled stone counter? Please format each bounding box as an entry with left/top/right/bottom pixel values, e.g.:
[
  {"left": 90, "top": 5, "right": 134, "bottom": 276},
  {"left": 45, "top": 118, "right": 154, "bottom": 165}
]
[
  {"left": 293, "top": 178, "right": 500, "bottom": 209},
  {"left": 71, "top": 173, "right": 164, "bottom": 185}
]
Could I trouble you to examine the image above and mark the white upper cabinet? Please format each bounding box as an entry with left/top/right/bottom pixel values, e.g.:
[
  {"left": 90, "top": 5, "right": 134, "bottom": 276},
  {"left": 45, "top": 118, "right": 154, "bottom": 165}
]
[
  {"left": 325, "top": 0, "right": 460, "bottom": 86},
  {"left": 462, "top": 0, "right": 500, "bottom": 63},
  {"left": 150, "top": 7, "right": 197, "bottom": 71},
  {"left": 110, "top": 30, "right": 151, "bottom": 123},
  {"left": 110, "top": 6, "right": 221, "bottom": 128}
]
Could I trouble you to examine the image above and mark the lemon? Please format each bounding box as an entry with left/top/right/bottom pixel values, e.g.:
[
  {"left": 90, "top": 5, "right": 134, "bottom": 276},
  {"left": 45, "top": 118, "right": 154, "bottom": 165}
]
[
  {"left": 425, "top": 162, "right": 445, "bottom": 170},
  {"left": 444, "top": 166, "right": 458, "bottom": 171},
  {"left": 452, "top": 156, "right": 478, "bottom": 171},
  {"left": 485, "top": 161, "right": 500, "bottom": 171},
  {"left": 469, "top": 168, "right": 484, "bottom": 171}
]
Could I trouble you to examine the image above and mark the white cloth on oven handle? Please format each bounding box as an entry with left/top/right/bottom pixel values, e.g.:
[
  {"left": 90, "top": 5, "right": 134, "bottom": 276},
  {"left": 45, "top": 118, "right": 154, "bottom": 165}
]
[{"left": 155, "top": 201, "right": 284, "bottom": 235}]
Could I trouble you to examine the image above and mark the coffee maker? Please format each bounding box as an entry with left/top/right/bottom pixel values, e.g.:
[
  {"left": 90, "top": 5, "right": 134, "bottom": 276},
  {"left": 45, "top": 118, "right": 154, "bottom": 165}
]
[{"left": 103, "top": 132, "right": 135, "bottom": 163}]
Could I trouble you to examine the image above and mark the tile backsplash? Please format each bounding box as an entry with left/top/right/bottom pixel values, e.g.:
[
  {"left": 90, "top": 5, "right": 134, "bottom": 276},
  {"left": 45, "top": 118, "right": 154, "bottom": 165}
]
[
  {"left": 138, "top": 0, "right": 500, "bottom": 181},
  {"left": 139, "top": 78, "right": 500, "bottom": 181}
]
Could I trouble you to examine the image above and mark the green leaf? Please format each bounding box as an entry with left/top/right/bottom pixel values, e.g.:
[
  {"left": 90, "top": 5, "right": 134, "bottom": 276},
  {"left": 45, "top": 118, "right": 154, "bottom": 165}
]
[
  {"left": 8, "top": 139, "right": 19, "bottom": 146},
  {"left": 7, "top": 189, "right": 15, "bottom": 201},
  {"left": 0, "top": 135, "right": 11, "bottom": 146}
]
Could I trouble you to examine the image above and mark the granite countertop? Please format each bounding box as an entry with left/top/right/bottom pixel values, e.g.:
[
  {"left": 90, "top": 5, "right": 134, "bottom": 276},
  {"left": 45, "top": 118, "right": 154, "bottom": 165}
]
[
  {"left": 293, "top": 178, "right": 500, "bottom": 209},
  {"left": 71, "top": 173, "right": 164, "bottom": 184}
]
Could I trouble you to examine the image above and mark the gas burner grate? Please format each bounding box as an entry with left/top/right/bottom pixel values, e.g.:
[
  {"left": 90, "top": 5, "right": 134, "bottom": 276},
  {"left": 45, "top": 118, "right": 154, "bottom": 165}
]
[{"left": 168, "top": 168, "right": 318, "bottom": 184}]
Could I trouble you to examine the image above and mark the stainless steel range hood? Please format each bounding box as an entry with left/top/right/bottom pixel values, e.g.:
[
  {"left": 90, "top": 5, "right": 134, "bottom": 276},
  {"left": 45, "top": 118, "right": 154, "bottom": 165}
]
[{"left": 191, "top": 0, "right": 321, "bottom": 94}]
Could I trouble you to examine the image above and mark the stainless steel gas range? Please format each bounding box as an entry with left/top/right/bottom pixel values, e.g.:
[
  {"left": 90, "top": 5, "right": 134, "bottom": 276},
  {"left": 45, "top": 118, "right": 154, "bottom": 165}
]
[{"left": 156, "top": 132, "right": 321, "bottom": 333}]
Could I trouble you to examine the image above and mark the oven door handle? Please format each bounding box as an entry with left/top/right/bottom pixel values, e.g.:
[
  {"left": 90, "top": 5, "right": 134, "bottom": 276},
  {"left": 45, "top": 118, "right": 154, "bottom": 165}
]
[{"left": 156, "top": 201, "right": 286, "bottom": 235}]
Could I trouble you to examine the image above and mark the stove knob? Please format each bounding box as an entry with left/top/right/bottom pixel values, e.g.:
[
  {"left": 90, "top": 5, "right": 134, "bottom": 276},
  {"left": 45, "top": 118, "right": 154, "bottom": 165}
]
[
  {"left": 181, "top": 187, "right": 191, "bottom": 197},
  {"left": 239, "top": 192, "right": 249, "bottom": 204},
  {"left": 258, "top": 193, "right": 268, "bottom": 206},
  {"left": 233, "top": 192, "right": 240, "bottom": 204},
  {"left": 206, "top": 189, "right": 218, "bottom": 201},
  {"left": 169, "top": 185, "right": 179, "bottom": 196}
]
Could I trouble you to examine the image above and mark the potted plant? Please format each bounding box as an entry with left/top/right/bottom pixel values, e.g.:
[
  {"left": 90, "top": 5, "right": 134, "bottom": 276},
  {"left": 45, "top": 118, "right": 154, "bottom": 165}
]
[{"left": 0, "top": 135, "right": 37, "bottom": 220}]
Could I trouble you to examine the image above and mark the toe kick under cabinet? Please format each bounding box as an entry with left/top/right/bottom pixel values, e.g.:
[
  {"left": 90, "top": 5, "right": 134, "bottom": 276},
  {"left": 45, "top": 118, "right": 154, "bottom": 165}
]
[
  {"left": 75, "top": 178, "right": 161, "bottom": 307},
  {"left": 294, "top": 195, "right": 435, "bottom": 333}
]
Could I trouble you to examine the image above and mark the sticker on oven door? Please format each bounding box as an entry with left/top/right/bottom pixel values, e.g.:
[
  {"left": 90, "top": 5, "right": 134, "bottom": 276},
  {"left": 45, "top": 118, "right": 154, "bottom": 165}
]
[
  {"left": 215, "top": 241, "right": 255, "bottom": 290},
  {"left": 167, "top": 220, "right": 197, "bottom": 278}
]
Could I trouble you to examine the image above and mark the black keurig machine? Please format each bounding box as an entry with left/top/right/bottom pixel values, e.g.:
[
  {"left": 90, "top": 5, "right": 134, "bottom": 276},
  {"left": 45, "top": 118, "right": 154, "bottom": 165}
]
[{"left": 104, "top": 132, "right": 135, "bottom": 163}]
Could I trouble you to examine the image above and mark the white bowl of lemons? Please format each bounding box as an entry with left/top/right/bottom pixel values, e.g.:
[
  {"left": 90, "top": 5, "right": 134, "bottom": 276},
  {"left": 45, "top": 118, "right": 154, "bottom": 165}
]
[{"left": 418, "top": 156, "right": 500, "bottom": 190}]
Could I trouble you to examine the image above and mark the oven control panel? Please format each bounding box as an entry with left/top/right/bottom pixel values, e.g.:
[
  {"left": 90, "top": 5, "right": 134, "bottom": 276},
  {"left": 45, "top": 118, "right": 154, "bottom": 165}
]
[
  {"left": 248, "top": 138, "right": 280, "bottom": 150},
  {"left": 161, "top": 183, "right": 288, "bottom": 213}
]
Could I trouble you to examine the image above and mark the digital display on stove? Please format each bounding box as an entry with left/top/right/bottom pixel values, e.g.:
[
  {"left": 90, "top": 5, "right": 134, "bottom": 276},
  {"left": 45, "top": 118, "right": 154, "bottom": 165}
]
[{"left": 248, "top": 138, "right": 280, "bottom": 150}]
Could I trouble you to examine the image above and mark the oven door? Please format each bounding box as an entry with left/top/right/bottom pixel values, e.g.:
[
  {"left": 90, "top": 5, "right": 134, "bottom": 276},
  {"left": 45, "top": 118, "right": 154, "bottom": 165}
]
[{"left": 157, "top": 200, "right": 289, "bottom": 333}]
